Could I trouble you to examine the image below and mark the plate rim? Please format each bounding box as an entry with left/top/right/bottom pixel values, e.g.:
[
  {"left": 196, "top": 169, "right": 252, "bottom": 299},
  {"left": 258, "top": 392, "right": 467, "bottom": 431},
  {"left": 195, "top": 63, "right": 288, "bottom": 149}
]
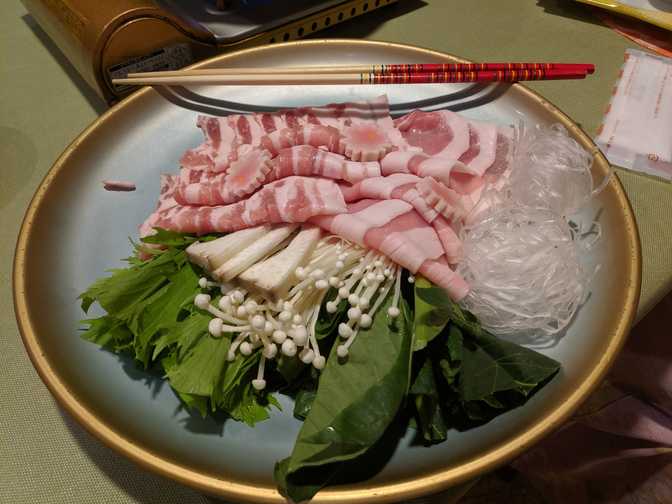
[{"left": 13, "top": 39, "right": 642, "bottom": 503}]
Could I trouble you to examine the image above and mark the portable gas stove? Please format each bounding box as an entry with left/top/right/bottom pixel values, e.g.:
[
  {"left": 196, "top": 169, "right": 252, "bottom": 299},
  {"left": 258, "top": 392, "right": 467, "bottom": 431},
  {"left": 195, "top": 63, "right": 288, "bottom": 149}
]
[{"left": 22, "top": 0, "right": 404, "bottom": 104}]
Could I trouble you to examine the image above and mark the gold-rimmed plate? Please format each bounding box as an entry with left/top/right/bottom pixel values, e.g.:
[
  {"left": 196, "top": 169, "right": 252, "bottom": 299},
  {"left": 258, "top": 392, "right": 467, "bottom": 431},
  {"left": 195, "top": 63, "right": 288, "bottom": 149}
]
[{"left": 13, "top": 40, "right": 641, "bottom": 503}]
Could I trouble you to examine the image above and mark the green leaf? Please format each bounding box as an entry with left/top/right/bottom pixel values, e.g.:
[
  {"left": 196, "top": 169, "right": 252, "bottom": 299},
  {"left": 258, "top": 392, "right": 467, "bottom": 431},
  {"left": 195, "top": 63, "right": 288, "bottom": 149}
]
[
  {"left": 415, "top": 283, "right": 488, "bottom": 339},
  {"left": 293, "top": 390, "right": 317, "bottom": 421},
  {"left": 133, "top": 263, "right": 201, "bottom": 365},
  {"left": 152, "top": 311, "right": 211, "bottom": 361},
  {"left": 413, "top": 277, "right": 450, "bottom": 351},
  {"left": 459, "top": 331, "right": 560, "bottom": 402},
  {"left": 314, "top": 289, "right": 348, "bottom": 339},
  {"left": 410, "top": 357, "right": 448, "bottom": 444},
  {"left": 175, "top": 391, "right": 209, "bottom": 418},
  {"left": 228, "top": 383, "right": 274, "bottom": 426},
  {"left": 80, "top": 316, "right": 133, "bottom": 351},
  {"left": 212, "top": 352, "right": 276, "bottom": 426},
  {"left": 274, "top": 292, "right": 413, "bottom": 501},
  {"left": 140, "top": 228, "right": 200, "bottom": 248},
  {"left": 166, "top": 334, "right": 230, "bottom": 397},
  {"left": 79, "top": 248, "right": 183, "bottom": 316}
]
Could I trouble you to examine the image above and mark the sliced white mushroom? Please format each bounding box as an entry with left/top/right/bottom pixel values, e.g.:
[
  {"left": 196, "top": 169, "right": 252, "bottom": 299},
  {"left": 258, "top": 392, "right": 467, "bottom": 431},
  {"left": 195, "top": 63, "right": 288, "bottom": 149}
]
[
  {"left": 212, "top": 224, "right": 297, "bottom": 282},
  {"left": 186, "top": 225, "right": 271, "bottom": 271},
  {"left": 238, "top": 226, "right": 322, "bottom": 301}
]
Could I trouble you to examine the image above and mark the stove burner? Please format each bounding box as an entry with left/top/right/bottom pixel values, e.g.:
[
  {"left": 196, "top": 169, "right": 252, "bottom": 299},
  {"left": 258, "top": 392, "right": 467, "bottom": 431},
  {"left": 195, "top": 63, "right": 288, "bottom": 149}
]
[{"left": 157, "top": 0, "right": 350, "bottom": 43}]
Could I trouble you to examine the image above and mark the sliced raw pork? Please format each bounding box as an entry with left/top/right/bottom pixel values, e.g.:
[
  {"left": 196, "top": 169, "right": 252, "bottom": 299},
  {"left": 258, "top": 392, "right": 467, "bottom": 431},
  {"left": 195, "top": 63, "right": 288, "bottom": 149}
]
[
  {"left": 174, "top": 146, "right": 381, "bottom": 206},
  {"left": 310, "top": 199, "right": 469, "bottom": 300},
  {"left": 145, "top": 176, "right": 346, "bottom": 235}
]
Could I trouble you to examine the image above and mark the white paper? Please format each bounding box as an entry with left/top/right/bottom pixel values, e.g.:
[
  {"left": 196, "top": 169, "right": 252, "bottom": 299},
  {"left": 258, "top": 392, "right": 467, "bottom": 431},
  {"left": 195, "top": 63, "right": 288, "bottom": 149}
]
[{"left": 595, "top": 49, "right": 672, "bottom": 180}]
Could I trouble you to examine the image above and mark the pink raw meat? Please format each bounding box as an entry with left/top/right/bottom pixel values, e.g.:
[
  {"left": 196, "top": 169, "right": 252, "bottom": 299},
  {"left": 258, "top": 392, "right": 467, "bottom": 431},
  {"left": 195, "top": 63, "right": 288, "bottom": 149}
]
[
  {"left": 174, "top": 149, "right": 273, "bottom": 206},
  {"left": 338, "top": 123, "right": 395, "bottom": 161},
  {"left": 454, "top": 121, "right": 498, "bottom": 177},
  {"left": 146, "top": 176, "right": 346, "bottom": 235},
  {"left": 338, "top": 174, "right": 464, "bottom": 262},
  {"left": 180, "top": 97, "right": 397, "bottom": 171},
  {"left": 260, "top": 124, "right": 341, "bottom": 156},
  {"left": 311, "top": 199, "right": 469, "bottom": 300},
  {"left": 268, "top": 146, "right": 381, "bottom": 184},
  {"left": 394, "top": 110, "right": 470, "bottom": 160},
  {"left": 381, "top": 150, "right": 458, "bottom": 186},
  {"left": 102, "top": 180, "right": 136, "bottom": 191},
  {"left": 174, "top": 146, "right": 381, "bottom": 206},
  {"left": 138, "top": 174, "right": 179, "bottom": 253}
]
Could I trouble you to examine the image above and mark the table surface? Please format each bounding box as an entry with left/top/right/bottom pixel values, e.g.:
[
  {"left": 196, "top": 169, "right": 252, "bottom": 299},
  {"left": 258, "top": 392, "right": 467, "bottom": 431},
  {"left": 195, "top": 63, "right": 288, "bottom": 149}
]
[{"left": 2, "top": 1, "right": 672, "bottom": 503}]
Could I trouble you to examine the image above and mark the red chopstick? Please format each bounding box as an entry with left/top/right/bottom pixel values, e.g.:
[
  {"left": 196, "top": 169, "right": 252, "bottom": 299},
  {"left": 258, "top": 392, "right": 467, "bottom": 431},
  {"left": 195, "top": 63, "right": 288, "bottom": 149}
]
[
  {"left": 115, "top": 64, "right": 594, "bottom": 86},
  {"left": 371, "top": 63, "right": 595, "bottom": 75}
]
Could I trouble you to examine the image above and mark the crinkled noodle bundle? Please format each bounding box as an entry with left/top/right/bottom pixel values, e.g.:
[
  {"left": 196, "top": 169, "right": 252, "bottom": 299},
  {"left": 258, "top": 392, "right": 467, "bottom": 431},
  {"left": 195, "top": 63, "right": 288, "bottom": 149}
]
[{"left": 458, "top": 124, "right": 609, "bottom": 346}]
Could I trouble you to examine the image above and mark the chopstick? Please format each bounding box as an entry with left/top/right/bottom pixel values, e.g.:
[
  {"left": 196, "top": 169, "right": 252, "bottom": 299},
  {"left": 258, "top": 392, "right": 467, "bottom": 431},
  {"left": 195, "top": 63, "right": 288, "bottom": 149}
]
[
  {"left": 113, "top": 68, "right": 591, "bottom": 87},
  {"left": 127, "top": 62, "right": 595, "bottom": 78}
]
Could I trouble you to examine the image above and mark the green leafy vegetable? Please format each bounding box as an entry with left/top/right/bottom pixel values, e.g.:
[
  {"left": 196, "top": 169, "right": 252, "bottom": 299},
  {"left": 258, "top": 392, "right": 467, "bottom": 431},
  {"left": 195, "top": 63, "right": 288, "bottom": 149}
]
[
  {"left": 413, "top": 276, "right": 449, "bottom": 351},
  {"left": 293, "top": 389, "right": 317, "bottom": 421},
  {"left": 274, "top": 293, "right": 413, "bottom": 501},
  {"left": 409, "top": 357, "right": 447, "bottom": 444},
  {"left": 79, "top": 236, "right": 276, "bottom": 426},
  {"left": 414, "top": 282, "right": 561, "bottom": 427},
  {"left": 167, "top": 333, "right": 230, "bottom": 397},
  {"left": 314, "top": 289, "right": 348, "bottom": 339},
  {"left": 80, "top": 231, "right": 563, "bottom": 502}
]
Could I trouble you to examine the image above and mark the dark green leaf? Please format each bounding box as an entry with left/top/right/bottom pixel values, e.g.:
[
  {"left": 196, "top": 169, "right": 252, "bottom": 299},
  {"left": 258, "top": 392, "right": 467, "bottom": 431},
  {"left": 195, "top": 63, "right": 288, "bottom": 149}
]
[
  {"left": 459, "top": 331, "right": 560, "bottom": 401},
  {"left": 293, "top": 390, "right": 317, "bottom": 421},
  {"left": 314, "top": 289, "right": 348, "bottom": 339},
  {"left": 438, "top": 325, "right": 463, "bottom": 385},
  {"left": 274, "top": 292, "right": 413, "bottom": 501},
  {"left": 410, "top": 357, "right": 448, "bottom": 444},
  {"left": 275, "top": 355, "right": 306, "bottom": 384},
  {"left": 413, "top": 277, "right": 450, "bottom": 351}
]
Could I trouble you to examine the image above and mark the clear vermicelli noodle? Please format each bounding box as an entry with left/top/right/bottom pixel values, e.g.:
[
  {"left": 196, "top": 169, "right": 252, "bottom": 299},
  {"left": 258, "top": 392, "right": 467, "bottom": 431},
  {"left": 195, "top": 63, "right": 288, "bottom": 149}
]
[
  {"left": 508, "top": 124, "right": 596, "bottom": 216},
  {"left": 457, "top": 124, "right": 605, "bottom": 345},
  {"left": 457, "top": 207, "right": 588, "bottom": 345}
]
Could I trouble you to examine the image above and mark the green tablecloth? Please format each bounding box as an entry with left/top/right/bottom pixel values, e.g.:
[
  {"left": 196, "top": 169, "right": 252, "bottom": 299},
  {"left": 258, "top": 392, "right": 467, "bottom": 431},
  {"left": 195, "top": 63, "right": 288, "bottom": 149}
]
[{"left": 2, "top": 1, "right": 671, "bottom": 502}]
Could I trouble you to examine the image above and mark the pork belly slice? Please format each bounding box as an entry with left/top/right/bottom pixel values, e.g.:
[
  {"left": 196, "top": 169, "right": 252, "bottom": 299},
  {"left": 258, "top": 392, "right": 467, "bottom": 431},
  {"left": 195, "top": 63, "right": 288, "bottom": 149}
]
[
  {"left": 453, "top": 121, "right": 498, "bottom": 177},
  {"left": 311, "top": 199, "right": 469, "bottom": 300},
  {"left": 147, "top": 176, "right": 346, "bottom": 235},
  {"left": 339, "top": 174, "right": 464, "bottom": 264},
  {"left": 138, "top": 174, "right": 179, "bottom": 239},
  {"left": 180, "top": 96, "right": 396, "bottom": 171},
  {"left": 175, "top": 148, "right": 273, "bottom": 206},
  {"left": 268, "top": 146, "right": 380, "bottom": 184},
  {"left": 338, "top": 123, "right": 395, "bottom": 162},
  {"left": 381, "top": 150, "right": 461, "bottom": 186},
  {"left": 174, "top": 145, "right": 381, "bottom": 207},
  {"left": 394, "top": 109, "right": 471, "bottom": 160}
]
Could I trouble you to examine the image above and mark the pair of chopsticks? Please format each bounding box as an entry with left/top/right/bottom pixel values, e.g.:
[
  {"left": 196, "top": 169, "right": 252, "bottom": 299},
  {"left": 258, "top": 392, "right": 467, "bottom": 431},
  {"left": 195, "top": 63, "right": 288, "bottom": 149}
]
[{"left": 112, "top": 62, "right": 596, "bottom": 87}]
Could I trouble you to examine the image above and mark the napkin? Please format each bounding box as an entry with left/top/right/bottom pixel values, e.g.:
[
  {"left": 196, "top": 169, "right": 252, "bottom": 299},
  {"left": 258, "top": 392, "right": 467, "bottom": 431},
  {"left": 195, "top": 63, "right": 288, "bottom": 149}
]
[{"left": 595, "top": 49, "right": 672, "bottom": 181}]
